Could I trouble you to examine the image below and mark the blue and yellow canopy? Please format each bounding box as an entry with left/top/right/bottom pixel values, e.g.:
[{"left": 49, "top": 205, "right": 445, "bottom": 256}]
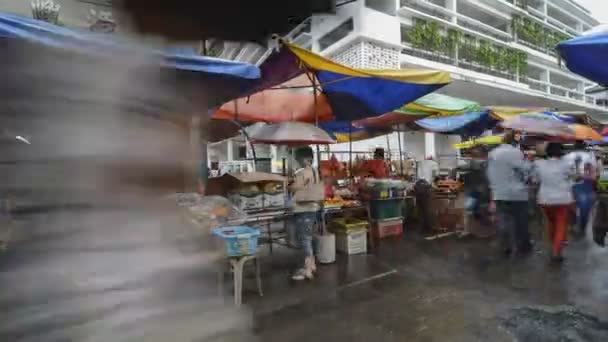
[{"left": 214, "top": 40, "right": 450, "bottom": 122}]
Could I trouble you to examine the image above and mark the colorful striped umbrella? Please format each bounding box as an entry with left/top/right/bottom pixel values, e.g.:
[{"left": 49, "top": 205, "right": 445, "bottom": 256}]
[{"left": 213, "top": 40, "right": 450, "bottom": 122}]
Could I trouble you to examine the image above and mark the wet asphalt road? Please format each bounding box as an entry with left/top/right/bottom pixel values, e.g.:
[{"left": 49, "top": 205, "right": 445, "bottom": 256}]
[
  {"left": 251, "top": 230, "right": 608, "bottom": 342},
  {"left": 2, "top": 212, "right": 608, "bottom": 341}
]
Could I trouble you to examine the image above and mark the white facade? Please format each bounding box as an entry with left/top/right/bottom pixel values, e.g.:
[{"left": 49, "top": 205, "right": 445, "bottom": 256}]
[
  {"left": 211, "top": 0, "right": 605, "bottom": 166},
  {"left": 307, "top": 0, "right": 603, "bottom": 161}
]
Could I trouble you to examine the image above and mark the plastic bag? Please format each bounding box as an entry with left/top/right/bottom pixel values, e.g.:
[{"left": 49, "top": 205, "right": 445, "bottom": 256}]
[{"left": 168, "top": 193, "right": 248, "bottom": 231}]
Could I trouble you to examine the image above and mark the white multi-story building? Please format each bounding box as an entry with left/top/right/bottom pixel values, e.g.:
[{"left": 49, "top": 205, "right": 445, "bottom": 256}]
[
  {"left": 214, "top": 0, "right": 605, "bottom": 168},
  {"left": 3, "top": 0, "right": 604, "bottom": 168},
  {"left": 271, "top": 0, "right": 604, "bottom": 165}
]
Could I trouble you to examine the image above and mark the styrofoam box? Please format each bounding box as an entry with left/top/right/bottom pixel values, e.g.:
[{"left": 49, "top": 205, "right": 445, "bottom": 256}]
[
  {"left": 335, "top": 230, "right": 367, "bottom": 255},
  {"left": 265, "top": 192, "right": 285, "bottom": 208},
  {"left": 229, "top": 193, "right": 263, "bottom": 211}
]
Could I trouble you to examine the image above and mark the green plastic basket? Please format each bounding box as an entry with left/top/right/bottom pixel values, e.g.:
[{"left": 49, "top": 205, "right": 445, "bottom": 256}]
[{"left": 370, "top": 199, "right": 404, "bottom": 220}]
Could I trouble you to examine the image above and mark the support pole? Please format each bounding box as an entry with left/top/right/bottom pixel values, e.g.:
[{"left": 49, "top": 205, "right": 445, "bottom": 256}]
[
  {"left": 397, "top": 124, "right": 404, "bottom": 177},
  {"left": 349, "top": 122, "right": 353, "bottom": 179},
  {"left": 234, "top": 100, "right": 257, "bottom": 171},
  {"left": 310, "top": 72, "right": 321, "bottom": 174}
]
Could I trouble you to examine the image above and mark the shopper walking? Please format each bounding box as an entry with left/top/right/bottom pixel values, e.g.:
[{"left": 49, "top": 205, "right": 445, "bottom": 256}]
[
  {"left": 564, "top": 141, "right": 597, "bottom": 236},
  {"left": 534, "top": 143, "right": 573, "bottom": 262},
  {"left": 459, "top": 145, "right": 489, "bottom": 237},
  {"left": 487, "top": 130, "right": 533, "bottom": 256},
  {"left": 289, "top": 147, "right": 324, "bottom": 280}
]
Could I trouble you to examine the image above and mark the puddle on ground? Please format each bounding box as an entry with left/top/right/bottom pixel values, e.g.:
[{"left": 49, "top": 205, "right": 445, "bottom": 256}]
[{"left": 502, "top": 305, "right": 608, "bottom": 342}]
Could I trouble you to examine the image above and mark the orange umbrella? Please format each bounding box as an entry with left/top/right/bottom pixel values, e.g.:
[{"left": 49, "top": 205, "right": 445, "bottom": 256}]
[
  {"left": 569, "top": 124, "right": 603, "bottom": 142},
  {"left": 212, "top": 74, "right": 333, "bottom": 123}
]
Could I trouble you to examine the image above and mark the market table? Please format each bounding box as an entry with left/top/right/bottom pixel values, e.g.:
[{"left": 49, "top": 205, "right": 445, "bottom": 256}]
[{"left": 234, "top": 208, "right": 294, "bottom": 254}]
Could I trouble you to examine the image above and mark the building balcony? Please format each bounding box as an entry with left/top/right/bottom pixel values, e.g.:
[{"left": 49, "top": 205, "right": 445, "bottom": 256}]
[{"left": 400, "top": 43, "right": 604, "bottom": 109}]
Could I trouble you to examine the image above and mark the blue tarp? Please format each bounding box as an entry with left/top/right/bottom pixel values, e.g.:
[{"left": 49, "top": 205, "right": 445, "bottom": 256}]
[
  {"left": 0, "top": 12, "right": 260, "bottom": 80},
  {"left": 415, "top": 111, "right": 496, "bottom": 136},
  {"left": 557, "top": 31, "right": 608, "bottom": 85}
]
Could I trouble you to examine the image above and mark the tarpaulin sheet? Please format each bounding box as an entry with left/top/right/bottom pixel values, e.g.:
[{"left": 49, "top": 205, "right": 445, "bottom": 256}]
[
  {"left": 213, "top": 40, "right": 450, "bottom": 122},
  {"left": 402, "top": 93, "right": 480, "bottom": 116},
  {"left": 415, "top": 111, "right": 495, "bottom": 136},
  {"left": 320, "top": 122, "right": 391, "bottom": 143},
  {"left": 489, "top": 106, "right": 549, "bottom": 120},
  {"left": 453, "top": 135, "right": 503, "bottom": 149},
  {"left": 558, "top": 27, "right": 608, "bottom": 85},
  {"left": 0, "top": 12, "right": 260, "bottom": 79}
]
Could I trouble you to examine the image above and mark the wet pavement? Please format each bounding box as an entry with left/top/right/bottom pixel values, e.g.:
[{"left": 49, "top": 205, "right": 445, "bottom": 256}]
[
  {"left": 3, "top": 211, "right": 608, "bottom": 341},
  {"left": 247, "top": 229, "right": 608, "bottom": 342}
]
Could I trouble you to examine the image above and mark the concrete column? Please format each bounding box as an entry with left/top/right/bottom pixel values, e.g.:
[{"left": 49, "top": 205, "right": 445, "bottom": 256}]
[
  {"left": 226, "top": 139, "right": 234, "bottom": 161},
  {"left": 446, "top": 0, "right": 457, "bottom": 24},
  {"left": 424, "top": 132, "right": 436, "bottom": 160},
  {"left": 541, "top": 69, "right": 550, "bottom": 94},
  {"left": 577, "top": 21, "right": 584, "bottom": 34}
]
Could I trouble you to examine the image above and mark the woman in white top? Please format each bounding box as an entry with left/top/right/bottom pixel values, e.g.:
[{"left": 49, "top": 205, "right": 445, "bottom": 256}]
[
  {"left": 288, "top": 147, "right": 323, "bottom": 280},
  {"left": 534, "top": 143, "right": 574, "bottom": 262}
]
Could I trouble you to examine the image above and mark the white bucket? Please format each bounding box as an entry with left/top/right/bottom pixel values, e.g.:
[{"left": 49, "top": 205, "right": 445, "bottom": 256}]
[{"left": 315, "top": 233, "right": 336, "bottom": 264}]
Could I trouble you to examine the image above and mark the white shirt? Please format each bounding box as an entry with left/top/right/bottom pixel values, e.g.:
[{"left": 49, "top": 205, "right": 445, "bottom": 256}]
[
  {"left": 487, "top": 144, "right": 531, "bottom": 201},
  {"left": 563, "top": 151, "right": 596, "bottom": 174},
  {"left": 534, "top": 158, "right": 573, "bottom": 205},
  {"left": 418, "top": 159, "right": 439, "bottom": 183}
]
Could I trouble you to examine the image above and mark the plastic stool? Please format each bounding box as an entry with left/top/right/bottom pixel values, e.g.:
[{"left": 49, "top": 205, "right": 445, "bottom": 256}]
[{"left": 218, "top": 254, "right": 263, "bottom": 306}]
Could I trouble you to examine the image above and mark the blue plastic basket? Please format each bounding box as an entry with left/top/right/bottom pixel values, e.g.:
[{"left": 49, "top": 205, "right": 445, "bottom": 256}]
[{"left": 212, "top": 226, "right": 260, "bottom": 257}]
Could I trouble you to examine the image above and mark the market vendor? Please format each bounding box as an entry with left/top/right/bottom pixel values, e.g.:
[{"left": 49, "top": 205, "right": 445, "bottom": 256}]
[
  {"left": 289, "top": 146, "right": 324, "bottom": 281},
  {"left": 357, "top": 147, "right": 389, "bottom": 178}
]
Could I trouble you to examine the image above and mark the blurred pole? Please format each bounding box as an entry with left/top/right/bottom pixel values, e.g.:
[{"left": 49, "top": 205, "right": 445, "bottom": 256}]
[
  {"left": 397, "top": 124, "right": 404, "bottom": 177},
  {"left": 349, "top": 122, "right": 353, "bottom": 179},
  {"left": 200, "top": 40, "right": 207, "bottom": 56},
  {"left": 311, "top": 72, "right": 321, "bottom": 173},
  {"left": 190, "top": 113, "right": 207, "bottom": 193}
]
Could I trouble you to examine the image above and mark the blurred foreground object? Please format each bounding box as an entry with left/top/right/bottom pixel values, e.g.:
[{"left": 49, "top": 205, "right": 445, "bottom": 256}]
[
  {"left": 117, "top": 0, "right": 336, "bottom": 42},
  {"left": 0, "top": 12, "right": 257, "bottom": 342},
  {"left": 558, "top": 25, "right": 608, "bottom": 86}
]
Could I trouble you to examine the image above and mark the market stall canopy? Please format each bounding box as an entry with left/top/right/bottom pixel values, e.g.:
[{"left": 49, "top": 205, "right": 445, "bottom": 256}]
[
  {"left": 500, "top": 113, "right": 575, "bottom": 138},
  {"left": 489, "top": 106, "right": 550, "bottom": 120},
  {"left": 403, "top": 93, "right": 481, "bottom": 117},
  {"left": 0, "top": 12, "right": 260, "bottom": 106},
  {"left": 415, "top": 111, "right": 496, "bottom": 136},
  {"left": 320, "top": 122, "right": 391, "bottom": 143},
  {"left": 249, "top": 122, "right": 336, "bottom": 145},
  {"left": 569, "top": 124, "right": 603, "bottom": 142},
  {"left": 352, "top": 111, "right": 428, "bottom": 128},
  {"left": 453, "top": 135, "right": 503, "bottom": 149},
  {"left": 214, "top": 40, "right": 450, "bottom": 122},
  {"left": 118, "top": 0, "right": 336, "bottom": 42},
  {"left": 352, "top": 93, "right": 477, "bottom": 128},
  {"left": 558, "top": 26, "right": 608, "bottom": 85},
  {"left": 213, "top": 75, "right": 333, "bottom": 123}
]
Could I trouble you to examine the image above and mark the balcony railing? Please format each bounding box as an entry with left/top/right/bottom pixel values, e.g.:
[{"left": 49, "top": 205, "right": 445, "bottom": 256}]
[
  {"left": 402, "top": 44, "right": 604, "bottom": 107},
  {"left": 456, "top": 17, "right": 512, "bottom": 43},
  {"left": 401, "top": 45, "right": 518, "bottom": 82},
  {"left": 515, "top": 38, "right": 558, "bottom": 57},
  {"left": 523, "top": 78, "right": 599, "bottom": 105},
  {"left": 401, "top": 0, "right": 452, "bottom": 21}
]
